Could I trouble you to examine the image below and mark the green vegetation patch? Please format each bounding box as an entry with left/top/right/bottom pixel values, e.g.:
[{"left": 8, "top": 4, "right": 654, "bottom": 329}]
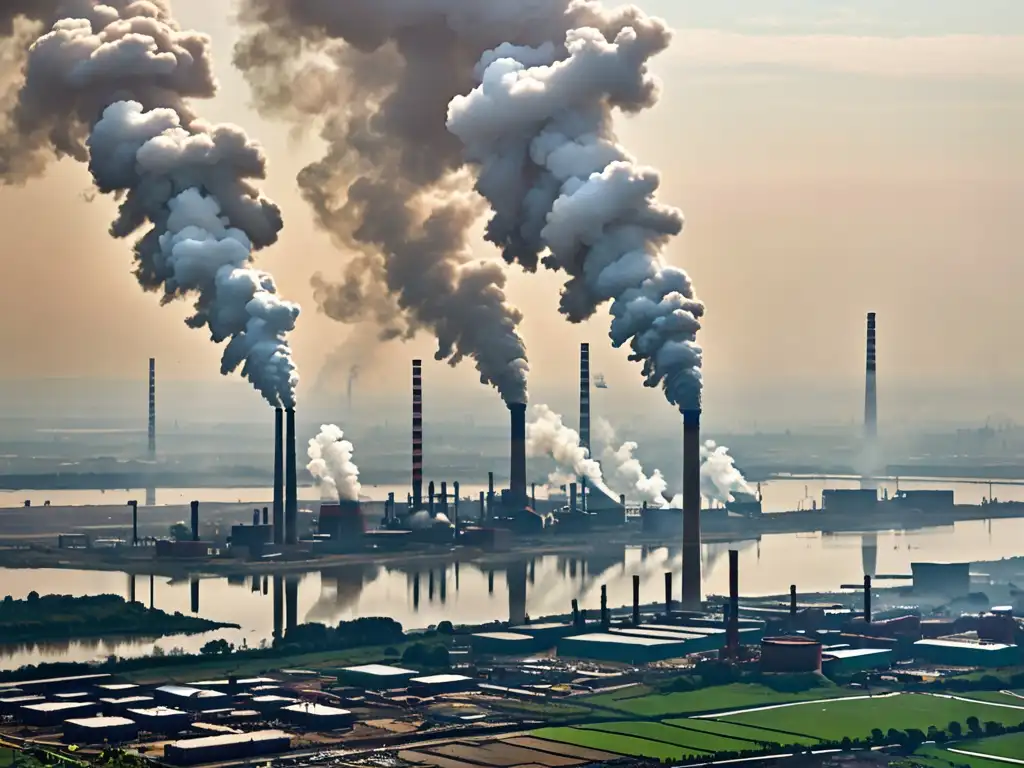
[
  {"left": 720, "top": 693, "right": 1024, "bottom": 743},
  {"left": 664, "top": 717, "right": 820, "bottom": 747},
  {"left": 581, "top": 721, "right": 759, "bottom": 754},
  {"left": 914, "top": 744, "right": 1019, "bottom": 768},
  {"left": 583, "top": 682, "right": 851, "bottom": 718},
  {"left": 485, "top": 698, "right": 594, "bottom": 720},
  {"left": 954, "top": 691, "right": 1024, "bottom": 708},
  {"left": 954, "top": 731, "right": 1024, "bottom": 760},
  {"left": 532, "top": 726, "right": 708, "bottom": 761}
]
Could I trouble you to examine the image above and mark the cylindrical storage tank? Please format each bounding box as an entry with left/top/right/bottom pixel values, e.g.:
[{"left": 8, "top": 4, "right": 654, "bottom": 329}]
[{"left": 760, "top": 636, "right": 823, "bottom": 673}]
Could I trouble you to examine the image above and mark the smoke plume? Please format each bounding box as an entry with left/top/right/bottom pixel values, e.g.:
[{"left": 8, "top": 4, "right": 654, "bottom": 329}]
[
  {"left": 407, "top": 510, "right": 452, "bottom": 530},
  {"left": 234, "top": 0, "right": 532, "bottom": 404},
  {"left": 307, "top": 424, "right": 361, "bottom": 502},
  {"left": 526, "top": 404, "right": 616, "bottom": 498},
  {"left": 0, "top": 1, "right": 299, "bottom": 407},
  {"left": 594, "top": 418, "right": 668, "bottom": 505},
  {"left": 447, "top": 10, "right": 704, "bottom": 412},
  {"left": 700, "top": 440, "right": 754, "bottom": 504}
]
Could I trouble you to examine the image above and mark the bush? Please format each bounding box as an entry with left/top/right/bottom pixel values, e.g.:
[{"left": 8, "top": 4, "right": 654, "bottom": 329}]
[{"left": 948, "top": 721, "right": 963, "bottom": 738}]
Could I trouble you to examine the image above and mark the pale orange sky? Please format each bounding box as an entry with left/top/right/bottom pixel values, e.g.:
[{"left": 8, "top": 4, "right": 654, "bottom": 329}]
[{"left": 0, "top": 0, "right": 1021, "bottom": 424}]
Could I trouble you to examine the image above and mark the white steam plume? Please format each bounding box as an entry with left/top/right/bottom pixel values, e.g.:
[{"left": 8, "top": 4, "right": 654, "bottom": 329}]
[
  {"left": 407, "top": 510, "right": 452, "bottom": 530},
  {"left": 526, "top": 404, "right": 616, "bottom": 499},
  {"left": 447, "top": 11, "right": 704, "bottom": 413},
  {"left": 594, "top": 418, "right": 668, "bottom": 506},
  {"left": 666, "top": 440, "right": 755, "bottom": 507},
  {"left": 0, "top": 2, "right": 299, "bottom": 407},
  {"left": 306, "top": 424, "right": 361, "bottom": 502}
]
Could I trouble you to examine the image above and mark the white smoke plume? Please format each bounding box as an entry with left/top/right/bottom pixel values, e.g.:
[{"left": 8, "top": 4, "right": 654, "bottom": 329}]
[
  {"left": 700, "top": 440, "right": 755, "bottom": 504},
  {"left": 526, "top": 404, "right": 616, "bottom": 499},
  {"left": 306, "top": 424, "right": 361, "bottom": 502},
  {"left": 593, "top": 419, "right": 668, "bottom": 506},
  {"left": 407, "top": 510, "right": 453, "bottom": 530},
  {"left": 0, "top": 2, "right": 299, "bottom": 407}
]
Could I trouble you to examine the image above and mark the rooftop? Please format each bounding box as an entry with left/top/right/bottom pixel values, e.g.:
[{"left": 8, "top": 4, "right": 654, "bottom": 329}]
[
  {"left": 824, "top": 648, "right": 892, "bottom": 659},
  {"left": 156, "top": 685, "right": 226, "bottom": 699},
  {"left": 915, "top": 639, "right": 1014, "bottom": 651},
  {"left": 168, "top": 729, "right": 290, "bottom": 750},
  {"left": 472, "top": 632, "right": 534, "bottom": 641},
  {"left": 188, "top": 677, "right": 278, "bottom": 687},
  {"left": 341, "top": 664, "right": 417, "bottom": 677},
  {"left": 23, "top": 702, "right": 96, "bottom": 712},
  {"left": 95, "top": 684, "right": 139, "bottom": 691},
  {"left": 563, "top": 633, "right": 686, "bottom": 647},
  {"left": 0, "top": 673, "right": 110, "bottom": 689},
  {"left": 282, "top": 703, "right": 352, "bottom": 717},
  {"left": 99, "top": 696, "right": 154, "bottom": 705},
  {"left": 127, "top": 706, "right": 187, "bottom": 717},
  {"left": 510, "top": 623, "right": 571, "bottom": 631},
  {"left": 65, "top": 716, "right": 135, "bottom": 729},
  {"left": 409, "top": 674, "right": 474, "bottom": 685},
  {"left": 252, "top": 696, "right": 297, "bottom": 704}
]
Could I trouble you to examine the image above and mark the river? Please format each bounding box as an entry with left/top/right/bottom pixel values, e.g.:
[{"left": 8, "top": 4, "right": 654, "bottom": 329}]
[{"left": 1, "top": 476, "right": 1023, "bottom": 671}]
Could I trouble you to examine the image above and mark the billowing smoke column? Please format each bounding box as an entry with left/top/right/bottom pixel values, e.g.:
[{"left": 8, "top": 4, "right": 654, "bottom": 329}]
[
  {"left": 234, "top": 0, "right": 530, "bottom": 406},
  {"left": 307, "top": 424, "right": 361, "bottom": 502},
  {"left": 593, "top": 418, "right": 668, "bottom": 506},
  {"left": 0, "top": 2, "right": 299, "bottom": 407},
  {"left": 526, "top": 404, "right": 614, "bottom": 498},
  {"left": 700, "top": 441, "right": 754, "bottom": 505}
]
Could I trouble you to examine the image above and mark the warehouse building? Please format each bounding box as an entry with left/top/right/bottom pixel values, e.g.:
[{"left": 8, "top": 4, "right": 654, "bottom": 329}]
[
  {"left": 164, "top": 730, "right": 291, "bottom": 765},
  {"left": 407, "top": 674, "right": 477, "bottom": 697},
  {"left": 100, "top": 696, "right": 155, "bottom": 715},
  {"left": 508, "top": 623, "right": 576, "bottom": 646},
  {"left": 913, "top": 638, "right": 1019, "bottom": 668},
  {"left": 2, "top": 673, "right": 111, "bottom": 694},
  {"left": 95, "top": 683, "right": 140, "bottom": 695},
  {"left": 558, "top": 632, "right": 691, "bottom": 664},
  {"left": 21, "top": 701, "right": 100, "bottom": 726},
  {"left": 336, "top": 664, "right": 418, "bottom": 689},
  {"left": 187, "top": 677, "right": 279, "bottom": 692},
  {"left": 281, "top": 702, "right": 354, "bottom": 730},
  {"left": 155, "top": 685, "right": 229, "bottom": 708},
  {"left": 0, "top": 695, "right": 44, "bottom": 715},
  {"left": 251, "top": 695, "right": 298, "bottom": 714},
  {"left": 470, "top": 631, "right": 543, "bottom": 656},
  {"left": 126, "top": 706, "right": 191, "bottom": 734},
  {"left": 54, "top": 692, "right": 92, "bottom": 702},
  {"left": 63, "top": 716, "right": 139, "bottom": 744},
  {"left": 911, "top": 562, "right": 971, "bottom": 598},
  {"left": 822, "top": 648, "right": 893, "bottom": 675}
]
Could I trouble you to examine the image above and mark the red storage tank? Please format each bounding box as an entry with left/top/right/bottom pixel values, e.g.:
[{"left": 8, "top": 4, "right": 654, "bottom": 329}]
[{"left": 760, "top": 636, "right": 823, "bottom": 673}]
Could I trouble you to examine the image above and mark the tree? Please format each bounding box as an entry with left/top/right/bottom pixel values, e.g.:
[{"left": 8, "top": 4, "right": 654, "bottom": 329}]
[
  {"left": 169, "top": 522, "right": 190, "bottom": 541},
  {"left": 199, "top": 639, "right": 232, "bottom": 656},
  {"left": 870, "top": 728, "right": 885, "bottom": 744},
  {"left": 948, "top": 721, "right": 963, "bottom": 738},
  {"left": 887, "top": 728, "right": 905, "bottom": 744},
  {"left": 437, "top": 621, "right": 454, "bottom": 635},
  {"left": 27, "top": 591, "right": 39, "bottom": 602},
  {"left": 966, "top": 716, "right": 982, "bottom": 735},
  {"left": 984, "top": 721, "right": 1003, "bottom": 736}
]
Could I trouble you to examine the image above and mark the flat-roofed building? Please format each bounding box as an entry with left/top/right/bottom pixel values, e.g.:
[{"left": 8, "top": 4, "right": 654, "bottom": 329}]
[
  {"left": 914, "top": 638, "right": 1018, "bottom": 668},
  {"left": 336, "top": 664, "right": 418, "bottom": 689},
  {"left": 20, "top": 701, "right": 100, "bottom": 726},
  {"left": 154, "top": 685, "right": 229, "bottom": 708},
  {"left": 281, "top": 702, "right": 354, "bottom": 730},
  {"left": 126, "top": 706, "right": 191, "bottom": 734},
  {"left": 164, "top": 730, "right": 291, "bottom": 765},
  {"left": 99, "top": 696, "right": 155, "bottom": 716},
  {"left": 407, "top": 674, "right": 477, "bottom": 696},
  {"left": 557, "top": 632, "right": 691, "bottom": 664},
  {"left": 63, "top": 716, "right": 139, "bottom": 744}
]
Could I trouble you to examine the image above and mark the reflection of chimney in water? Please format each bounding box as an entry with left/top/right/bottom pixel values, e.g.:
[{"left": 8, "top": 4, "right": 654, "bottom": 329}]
[
  {"left": 439, "top": 569, "right": 447, "bottom": 604},
  {"left": 412, "top": 573, "right": 420, "bottom": 610},
  {"left": 190, "top": 578, "right": 200, "bottom": 613},
  {"left": 285, "top": 577, "right": 299, "bottom": 632},
  {"left": 528, "top": 559, "right": 535, "bottom": 585},
  {"left": 428, "top": 571, "right": 435, "bottom": 602},
  {"left": 251, "top": 575, "right": 260, "bottom": 593},
  {"left": 272, "top": 575, "right": 283, "bottom": 640},
  {"left": 487, "top": 571, "right": 494, "bottom": 595},
  {"left": 440, "top": 482, "right": 448, "bottom": 516},
  {"left": 508, "top": 561, "right": 528, "bottom": 626},
  {"left": 455, "top": 561, "right": 460, "bottom": 592}
]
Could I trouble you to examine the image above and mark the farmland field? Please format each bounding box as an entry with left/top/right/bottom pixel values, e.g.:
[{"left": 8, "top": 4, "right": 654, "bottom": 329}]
[
  {"left": 664, "top": 717, "right": 820, "bottom": 747},
  {"left": 718, "top": 693, "right": 1024, "bottom": 742},
  {"left": 915, "top": 744, "right": 1022, "bottom": 768},
  {"left": 532, "top": 726, "right": 709, "bottom": 761},
  {"left": 954, "top": 731, "right": 1024, "bottom": 760},
  {"left": 582, "top": 682, "right": 849, "bottom": 717},
  {"left": 581, "top": 721, "right": 759, "bottom": 754}
]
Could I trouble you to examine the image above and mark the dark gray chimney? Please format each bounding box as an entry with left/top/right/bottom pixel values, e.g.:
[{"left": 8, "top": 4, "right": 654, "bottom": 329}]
[
  {"left": 600, "top": 584, "right": 609, "bottom": 629},
  {"left": 728, "top": 549, "right": 740, "bottom": 655},
  {"left": 682, "top": 408, "right": 702, "bottom": 610},
  {"left": 864, "top": 574, "right": 872, "bottom": 623},
  {"left": 253, "top": 508, "right": 260, "bottom": 526},
  {"left": 190, "top": 500, "right": 199, "bottom": 542},
  {"left": 863, "top": 312, "right": 878, "bottom": 489},
  {"left": 387, "top": 492, "right": 395, "bottom": 524},
  {"left": 487, "top": 472, "right": 495, "bottom": 519},
  {"left": 440, "top": 481, "right": 448, "bottom": 515},
  {"left": 128, "top": 500, "right": 138, "bottom": 546},
  {"left": 148, "top": 358, "right": 156, "bottom": 460},
  {"left": 632, "top": 574, "right": 641, "bottom": 626},
  {"left": 412, "top": 359, "right": 423, "bottom": 509},
  {"left": 273, "top": 408, "right": 284, "bottom": 545},
  {"left": 570, "top": 482, "right": 578, "bottom": 514},
  {"left": 262, "top": 507, "right": 269, "bottom": 526},
  {"left": 509, "top": 402, "right": 528, "bottom": 511},
  {"left": 428, "top": 481, "right": 435, "bottom": 516},
  {"left": 453, "top": 482, "right": 460, "bottom": 533},
  {"left": 571, "top": 598, "right": 581, "bottom": 627},
  {"left": 285, "top": 408, "right": 298, "bottom": 545},
  {"left": 665, "top": 572, "right": 673, "bottom": 615},
  {"left": 579, "top": 343, "right": 591, "bottom": 454},
  {"left": 478, "top": 491, "right": 485, "bottom": 521},
  {"left": 790, "top": 584, "right": 797, "bottom": 617}
]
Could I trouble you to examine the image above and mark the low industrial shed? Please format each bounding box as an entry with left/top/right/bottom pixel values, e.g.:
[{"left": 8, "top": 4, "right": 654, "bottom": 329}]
[
  {"left": 281, "top": 702, "right": 354, "bottom": 730},
  {"left": 470, "top": 631, "right": 543, "bottom": 655},
  {"left": 20, "top": 701, "right": 100, "bottom": 726},
  {"left": 63, "top": 716, "right": 139, "bottom": 744},
  {"left": 0, "top": 695, "right": 44, "bottom": 715},
  {"left": 3, "top": 673, "right": 111, "bottom": 694},
  {"left": 913, "top": 639, "right": 1019, "bottom": 668},
  {"left": 100, "top": 696, "right": 155, "bottom": 715},
  {"left": 822, "top": 648, "right": 893, "bottom": 675},
  {"left": 407, "top": 674, "right": 477, "bottom": 696},
  {"left": 164, "top": 730, "right": 291, "bottom": 765},
  {"left": 509, "top": 622, "right": 576, "bottom": 646},
  {"left": 250, "top": 695, "right": 297, "bottom": 714},
  {"left": 335, "top": 664, "right": 418, "bottom": 689},
  {"left": 126, "top": 706, "right": 191, "bottom": 734},
  {"left": 558, "top": 632, "right": 691, "bottom": 664},
  {"left": 154, "top": 685, "right": 229, "bottom": 707}
]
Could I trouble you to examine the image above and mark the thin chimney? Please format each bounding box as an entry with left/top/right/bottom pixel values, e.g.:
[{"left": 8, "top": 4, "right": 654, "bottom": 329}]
[
  {"left": 128, "top": 500, "right": 138, "bottom": 546},
  {"left": 509, "top": 402, "right": 528, "bottom": 511},
  {"left": 412, "top": 359, "right": 424, "bottom": 509},
  {"left": 147, "top": 358, "right": 156, "bottom": 460},
  {"left": 728, "top": 549, "right": 740, "bottom": 655},
  {"left": 428, "top": 481, "right": 435, "bottom": 516},
  {"left": 580, "top": 342, "right": 591, "bottom": 454},
  {"left": 600, "top": 584, "right": 609, "bottom": 629},
  {"left": 273, "top": 408, "right": 284, "bottom": 545},
  {"left": 665, "top": 572, "right": 673, "bottom": 615},
  {"left": 285, "top": 408, "right": 298, "bottom": 545},
  {"left": 790, "top": 584, "right": 797, "bottom": 617},
  {"left": 190, "top": 500, "right": 199, "bottom": 542},
  {"left": 864, "top": 574, "right": 872, "bottom": 623},
  {"left": 682, "top": 408, "right": 703, "bottom": 610},
  {"left": 632, "top": 574, "right": 641, "bottom": 626},
  {"left": 863, "top": 312, "right": 878, "bottom": 490}
]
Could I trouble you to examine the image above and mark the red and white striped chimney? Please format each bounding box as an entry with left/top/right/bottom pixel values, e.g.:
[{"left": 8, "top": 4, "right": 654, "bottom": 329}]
[
  {"left": 412, "top": 359, "right": 424, "bottom": 509},
  {"left": 863, "top": 312, "right": 878, "bottom": 490},
  {"left": 579, "top": 343, "right": 591, "bottom": 454}
]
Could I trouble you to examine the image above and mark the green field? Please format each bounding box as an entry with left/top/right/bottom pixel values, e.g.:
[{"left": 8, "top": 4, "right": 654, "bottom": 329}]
[
  {"left": 954, "top": 691, "right": 1024, "bottom": 708},
  {"left": 533, "top": 726, "right": 709, "bottom": 761},
  {"left": 0, "top": 748, "right": 13, "bottom": 768},
  {"left": 581, "top": 721, "right": 761, "bottom": 754},
  {"left": 954, "top": 731, "right": 1024, "bottom": 760},
  {"left": 915, "top": 744, "right": 1021, "bottom": 768},
  {"left": 718, "top": 693, "right": 1024, "bottom": 742},
  {"left": 582, "top": 682, "right": 849, "bottom": 718},
  {"left": 664, "top": 717, "right": 820, "bottom": 747}
]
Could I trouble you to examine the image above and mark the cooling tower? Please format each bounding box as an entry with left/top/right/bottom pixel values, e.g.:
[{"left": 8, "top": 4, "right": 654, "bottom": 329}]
[
  {"left": 412, "top": 359, "right": 423, "bottom": 509},
  {"left": 285, "top": 408, "right": 298, "bottom": 545},
  {"left": 273, "top": 408, "right": 284, "bottom": 545},
  {"left": 147, "top": 358, "right": 156, "bottom": 460},
  {"left": 509, "top": 402, "right": 528, "bottom": 511},
  {"left": 579, "top": 343, "right": 591, "bottom": 454},
  {"left": 681, "top": 409, "right": 702, "bottom": 610}
]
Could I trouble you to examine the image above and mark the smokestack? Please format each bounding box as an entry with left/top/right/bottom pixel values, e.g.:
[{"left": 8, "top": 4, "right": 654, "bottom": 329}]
[
  {"left": 440, "top": 481, "right": 448, "bottom": 515},
  {"left": 728, "top": 549, "right": 740, "bottom": 655},
  {"left": 509, "top": 402, "right": 528, "bottom": 511},
  {"left": 571, "top": 598, "right": 581, "bottom": 627},
  {"left": 632, "top": 574, "right": 641, "bottom": 626},
  {"left": 864, "top": 574, "right": 872, "bottom": 623},
  {"left": 580, "top": 477, "right": 588, "bottom": 512},
  {"left": 190, "top": 500, "right": 199, "bottom": 542},
  {"left": 428, "top": 481, "right": 435, "bottom": 516},
  {"left": 453, "top": 482, "right": 460, "bottom": 534},
  {"left": 487, "top": 472, "right": 495, "bottom": 519},
  {"left": 579, "top": 343, "right": 591, "bottom": 454},
  {"left": 262, "top": 507, "right": 269, "bottom": 526},
  {"left": 285, "top": 408, "right": 298, "bottom": 545},
  {"left": 273, "top": 408, "right": 284, "bottom": 545},
  {"left": 190, "top": 578, "right": 199, "bottom": 613},
  {"left": 665, "top": 572, "right": 673, "bottom": 615},
  {"left": 387, "top": 492, "right": 396, "bottom": 525},
  {"left": 600, "top": 584, "right": 609, "bottom": 629},
  {"left": 682, "top": 409, "right": 702, "bottom": 610},
  {"left": 531, "top": 482, "right": 537, "bottom": 510},
  {"left": 128, "top": 500, "right": 138, "bottom": 546},
  {"left": 253, "top": 509, "right": 260, "bottom": 526},
  {"left": 790, "top": 584, "right": 797, "bottom": 617},
  {"left": 412, "top": 359, "right": 424, "bottom": 509},
  {"left": 863, "top": 312, "right": 878, "bottom": 489},
  {"left": 619, "top": 493, "right": 626, "bottom": 508},
  {"left": 147, "top": 358, "right": 156, "bottom": 460},
  {"left": 570, "top": 483, "right": 578, "bottom": 515},
  {"left": 479, "top": 491, "right": 485, "bottom": 521}
]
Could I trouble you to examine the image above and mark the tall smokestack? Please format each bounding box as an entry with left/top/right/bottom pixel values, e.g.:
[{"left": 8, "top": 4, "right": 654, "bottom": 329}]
[
  {"left": 509, "top": 402, "right": 528, "bottom": 511},
  {"left": 864, "top": 574, "right": 872, "bottom": 624},
  {"left": 600, "top": 584, "right": 609, "bottom": 630},
  {"left": 790, "top": 584, "right": 797, "bottom": 617},
  {"left": 273, "top": 408, "right": 284, "bottom": 545},
  {"left": 147, "top": 358, "right": 156, "bottom": 460},
  {"left": 128, "top": 500, "right": 138, "bottom": 546},
  {"left": 412, "top": 359, "right": 424, "bottom": 509},
  {"left": 285, "top": 408, "right": 298, "bottom": 545},
  {"left": 665, "top": 572, "right": 673, "bottom": 615},
  {"left": 579, "top": 343, "right": 591, "bottom": 455},
  {"left": 190, "top": 500, "right": 199, "bottom": 542},
  {"left": 682, "top": 409, "right": 702, "bottom": 610},
  {"left": 863, "top": 312, "right": 878, "bottom": 489},
  {"left": 728, "top": 549, "right": 740, "bottom": 655},
  {"left": 632, "top": 574, "right": 641, "bottom": 626}
]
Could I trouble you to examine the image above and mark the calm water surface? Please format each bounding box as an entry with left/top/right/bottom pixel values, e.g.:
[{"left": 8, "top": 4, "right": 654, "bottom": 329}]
[{"left": 2, "top": 476, "right": 1024, "bottom": 670}]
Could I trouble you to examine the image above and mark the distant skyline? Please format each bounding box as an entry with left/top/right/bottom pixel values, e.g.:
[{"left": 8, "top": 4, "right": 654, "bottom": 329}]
[{"left": 0, "top": 1, "right": 1019, "bottom": 426}]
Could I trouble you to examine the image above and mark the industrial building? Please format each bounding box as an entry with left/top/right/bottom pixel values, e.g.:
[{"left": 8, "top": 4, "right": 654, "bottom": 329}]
[
  {"left": 821, "top": 648, "right": 893, "bottom": 675},
  {"left": 250, "top": 695, "right": 297, "bottom": 714},
  {"left": 760, "top": 637, "right": 823, "bottom": 673},
  {"left": 20, "top": 701, "right": 100, "bottom": 726},
  {"left": 164, "top": 730, "right": 291, "bottom": 766},
  {"left": 557, "top": 632, "right": 692, "bottom": 664},
  {"left": 154, "top": 685, "right": 229, "bottom": 708},
  {"left": 0, "top": 695, "right": 44, "bottom": 715},
  {"left": 913, "top": 638, "right": 1019, "bottom": 668},
  {"left": 126, "top": 706, "right": 191, "bottom": 733},
  {"left": 911, "top": 562, "right": 971, "bottom": 597},
  {"left": 407, "top": 674, "right": 477, "bottom": 697},
  {"left": 471, "top": 632, "right": 544, "bottom": 656},
  {"left": 99, "top": 696, "right": 154, "bottom": 715},
  {"left": 336, "top": 664, "right": 418, "bottom": 689},
  {"left": 63, "top": 716, "right": 139, "bottom": 744},
  {"left": 281, "top": 702, "right": 354, "bottom": 730}
]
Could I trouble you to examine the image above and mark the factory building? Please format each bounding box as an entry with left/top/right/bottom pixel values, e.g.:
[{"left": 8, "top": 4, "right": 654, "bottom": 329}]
[
  {"left": 760, "top": 637, "right": 823, "bottom": 673},
  {"left": 911, "top": 562, "right": 971, "bottom": 598},
  {"left": 558, "top": 632, "right": 691, "bottom": 664},
  {"left": 821, "top": 648, "right": 893, "bottom": 675},
  {"left": 407, "top": 674, "right": 477, "bottom": 697},
  {"left": 281, "top": 702, "right": 355, "bottom": 730},
  {"left": 164, "top": 730, "right": 291, "bottom": 766},
  {"left": 20, "top": 701, "right": 100, "bottom": 726},
  {"left": 126, "top": 706, "right": 191, "bottom": 734},
  {"left": 1, "top": 673, "right": 111, "bottom": 694},
  {"left": 0, "top": 695, "right": 44, "bottom": 715},
  {"left": 471, "top": 632, "right": 544, "bottom": 656},
  {"left": 154, "top": 685, "right": 229, "bottom": 708},
  {"left": 336, "top": 664, "right": 418, "bottom": 689},
  {"left": 821, "top": 489, "right": 877, "bottom": 514},
  {"left": 250, "top": 695, "right": 297, "bottom": 714},
  {"left": 913, "top": 638, "right": 1019, "bottom": 668},
  {"left": 99, "top": 696, "right": 154, "bottom": 715},
  {"left": 63, "top": 716, "right": 139, "bottom": 744},
  {"left": 509, "top": 622, "right": 576, "bottom": 646}
]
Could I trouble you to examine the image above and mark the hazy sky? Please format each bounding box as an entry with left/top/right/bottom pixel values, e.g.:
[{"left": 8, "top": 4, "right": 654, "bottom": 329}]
[{"left": 0, "top": 0, "right": 1021, "bottom": 426}]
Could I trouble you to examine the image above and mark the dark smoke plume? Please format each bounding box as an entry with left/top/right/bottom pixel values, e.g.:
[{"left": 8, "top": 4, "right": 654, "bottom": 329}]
[
  {"left": 0, "top": 1, "right": 300, "bottom": 407},
  {"left": 234, "top": 0, "right": 536, "bottom": 404}
]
